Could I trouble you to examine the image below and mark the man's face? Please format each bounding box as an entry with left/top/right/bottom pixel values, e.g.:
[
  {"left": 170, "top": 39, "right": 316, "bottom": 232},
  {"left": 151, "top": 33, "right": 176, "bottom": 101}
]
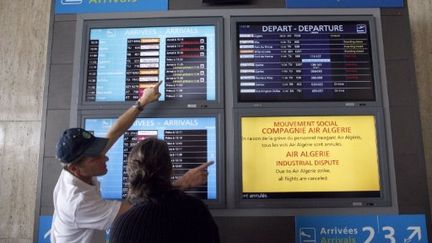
[{"left": 77, "top": 155, "right": 109, "bottom": 177}]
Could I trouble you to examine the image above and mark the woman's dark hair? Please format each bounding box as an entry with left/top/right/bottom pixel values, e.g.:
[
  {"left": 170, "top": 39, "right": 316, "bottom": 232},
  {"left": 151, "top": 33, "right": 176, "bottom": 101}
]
[{"left": 127, "top": 138, "right": 173, "bottom": 201}]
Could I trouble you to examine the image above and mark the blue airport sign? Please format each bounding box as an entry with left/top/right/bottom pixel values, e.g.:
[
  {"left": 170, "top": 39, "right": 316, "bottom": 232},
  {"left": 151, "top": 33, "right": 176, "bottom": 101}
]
[
  {"left": 55, "top": 0, "right": 168, "bottom": 14},
  {"left": 296, "top": 215, "right": 428, "bottom": 243},
  {"left": 37, "top": 216, "right": 52, "bottom": 243}
]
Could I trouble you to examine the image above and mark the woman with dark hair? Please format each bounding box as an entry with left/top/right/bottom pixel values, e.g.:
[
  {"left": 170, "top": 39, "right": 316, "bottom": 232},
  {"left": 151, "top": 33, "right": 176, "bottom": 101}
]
[{"left": 109, "top": 138, "right": 220, "bottom": 243}]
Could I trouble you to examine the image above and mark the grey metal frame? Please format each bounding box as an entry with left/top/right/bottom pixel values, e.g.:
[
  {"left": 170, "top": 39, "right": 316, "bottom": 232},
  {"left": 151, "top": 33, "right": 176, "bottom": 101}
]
[{"left": 35, "top": 9, "right": 397, "bottom": 230}]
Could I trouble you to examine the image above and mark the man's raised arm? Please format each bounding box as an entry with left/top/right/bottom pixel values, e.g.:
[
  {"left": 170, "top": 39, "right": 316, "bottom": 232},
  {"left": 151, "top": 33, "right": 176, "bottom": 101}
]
[{"left": 101, "top": 81, "right": 162, "bottom": 155}]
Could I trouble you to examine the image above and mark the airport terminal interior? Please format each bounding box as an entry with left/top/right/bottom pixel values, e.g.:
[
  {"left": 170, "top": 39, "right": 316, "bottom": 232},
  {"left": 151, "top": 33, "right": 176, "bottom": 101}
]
[{"left": 0, "top": 0, "right": 431, "bottom": 242}]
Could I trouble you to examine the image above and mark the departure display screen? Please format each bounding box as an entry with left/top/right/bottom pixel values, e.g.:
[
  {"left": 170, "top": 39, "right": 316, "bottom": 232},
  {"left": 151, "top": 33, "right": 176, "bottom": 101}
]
[{"left": 237, "top": 21, "right": 375, "bottom": 102}]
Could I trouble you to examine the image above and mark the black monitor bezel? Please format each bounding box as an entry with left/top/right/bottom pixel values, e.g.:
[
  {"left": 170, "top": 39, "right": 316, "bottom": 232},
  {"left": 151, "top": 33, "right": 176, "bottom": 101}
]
[
  {"left": 230, "top": 15, "right": 383, "bottom": 108},
  {"left": 79, "top": 108, "right": 226, "bottom": 208},
  {"left": 78, "top": 17, "right": 224, "bottom": 110},
  {"left": 234, "top": 107, "right": 392, "bottom": 208}
]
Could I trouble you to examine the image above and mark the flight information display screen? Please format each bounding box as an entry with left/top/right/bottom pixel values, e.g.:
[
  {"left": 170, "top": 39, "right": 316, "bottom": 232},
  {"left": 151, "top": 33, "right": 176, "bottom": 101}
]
[
  {"left": 85, "top": 117, "right": 217, "bottom": 200},
  {"left": 236, "top": 21, "right": 376, "bottom": 102},
  {"left": 85, "top": 25, "right": 216, "bottom": 102},
  {"left": 241, "top": 115, "right": 381, "bottom": 199}
]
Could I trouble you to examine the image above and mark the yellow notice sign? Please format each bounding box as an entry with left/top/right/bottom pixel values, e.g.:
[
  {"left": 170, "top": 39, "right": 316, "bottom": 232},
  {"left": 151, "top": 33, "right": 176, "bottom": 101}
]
[{"left": 242, "top": 115, "right": 380, "bottom": 193}]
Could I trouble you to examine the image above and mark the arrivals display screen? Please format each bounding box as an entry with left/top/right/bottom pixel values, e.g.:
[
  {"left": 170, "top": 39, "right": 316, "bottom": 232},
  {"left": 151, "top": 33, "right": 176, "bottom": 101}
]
[
  {"left": 84, "top": 117, "right": 218, "bottom": 200},
  {"left": 240, "top": 115, "right": 382, "bottom": 200},
  {"left": 235, "top": 19, "right": 377, "bottom": 102},
  {"left": 83, "top": 19, "right": 220, "bottom": 103}
]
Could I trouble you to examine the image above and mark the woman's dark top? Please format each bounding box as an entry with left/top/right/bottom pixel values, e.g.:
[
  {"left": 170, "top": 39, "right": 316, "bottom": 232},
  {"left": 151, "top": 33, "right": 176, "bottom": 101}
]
[{"left": 109, "top": 190, "right": 220, "bottom": 243}]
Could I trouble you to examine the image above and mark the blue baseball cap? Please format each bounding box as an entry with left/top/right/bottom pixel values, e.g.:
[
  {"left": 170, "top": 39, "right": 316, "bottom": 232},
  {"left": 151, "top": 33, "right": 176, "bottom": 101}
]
[{"left": 56, "top": 128, "right": 108, "bottom": 164}]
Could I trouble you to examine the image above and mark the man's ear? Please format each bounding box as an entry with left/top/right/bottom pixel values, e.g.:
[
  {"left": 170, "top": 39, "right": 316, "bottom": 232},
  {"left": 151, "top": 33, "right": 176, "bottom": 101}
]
[{"left": 67, "top": 163, "right": 81, "bottom": 176}]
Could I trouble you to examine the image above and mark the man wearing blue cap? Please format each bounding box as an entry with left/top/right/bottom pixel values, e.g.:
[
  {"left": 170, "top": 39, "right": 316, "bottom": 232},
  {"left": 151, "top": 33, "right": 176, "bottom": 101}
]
[{"left": 50, "top": 82, "right": 211, "bottom": 243}]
